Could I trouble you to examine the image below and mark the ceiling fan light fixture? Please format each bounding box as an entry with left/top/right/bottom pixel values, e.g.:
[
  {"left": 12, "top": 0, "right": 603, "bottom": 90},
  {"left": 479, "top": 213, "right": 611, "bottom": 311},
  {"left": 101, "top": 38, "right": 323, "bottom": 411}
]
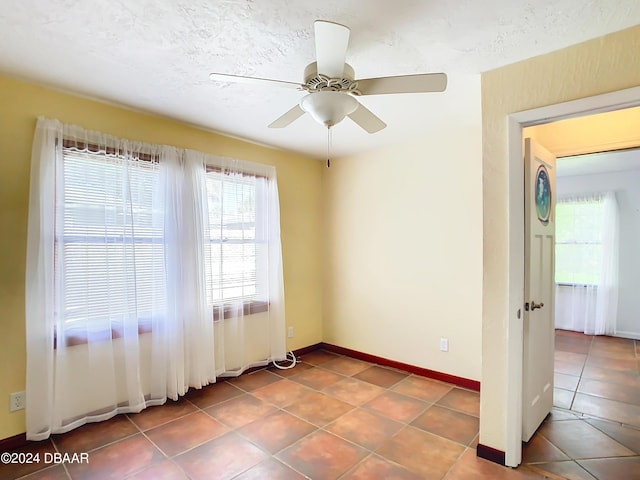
[{"left": 300, "top": 91, "right": 358, "bottom": 127}]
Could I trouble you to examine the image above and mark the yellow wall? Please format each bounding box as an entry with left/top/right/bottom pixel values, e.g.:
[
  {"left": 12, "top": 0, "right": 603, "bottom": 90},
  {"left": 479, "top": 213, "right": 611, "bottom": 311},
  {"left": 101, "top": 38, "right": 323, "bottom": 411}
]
[
  {"left": 323, "top": 75, "right": 483, "bottom": 381},
  {"left": 480, "top": 24, "right": 640, "bottom": 452},
  {"left": 0, "top": 75, "right": 324, "bottom": 440}
]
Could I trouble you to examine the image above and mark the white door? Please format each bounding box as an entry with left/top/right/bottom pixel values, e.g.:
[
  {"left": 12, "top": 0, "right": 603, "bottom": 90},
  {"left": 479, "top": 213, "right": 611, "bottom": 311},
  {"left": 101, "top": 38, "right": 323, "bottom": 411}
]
[{"left": 522, "top": 138, "right": 556, "bottom": 442}]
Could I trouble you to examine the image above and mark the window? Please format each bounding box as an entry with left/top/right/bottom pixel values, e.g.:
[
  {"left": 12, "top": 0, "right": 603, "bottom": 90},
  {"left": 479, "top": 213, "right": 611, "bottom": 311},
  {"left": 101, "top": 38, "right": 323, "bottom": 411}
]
[
  {"left": 59, "top": 146, "right": 165, "bottom": 327},
  {"left": 58, "top": 145, "right": 268, "bottom": 330},
  {"left": 204, "top": 169, "right": 259, "bottom": 304},
  {"left": 555, "top": 196, "right": 605, "bottom": 285}
]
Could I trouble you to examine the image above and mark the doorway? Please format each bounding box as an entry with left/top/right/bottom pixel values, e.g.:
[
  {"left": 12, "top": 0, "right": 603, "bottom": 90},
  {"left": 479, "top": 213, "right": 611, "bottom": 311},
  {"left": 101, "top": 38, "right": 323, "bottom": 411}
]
[{"left": 504, "top": 87, "right": 640, "bottom": 467}]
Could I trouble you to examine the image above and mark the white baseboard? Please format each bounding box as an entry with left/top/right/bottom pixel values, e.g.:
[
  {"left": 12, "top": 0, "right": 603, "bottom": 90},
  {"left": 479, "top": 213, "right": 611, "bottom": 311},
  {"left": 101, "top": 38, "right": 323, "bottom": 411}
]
[{"left": 614, "top": 330, "right": 640, "bottom": 340}]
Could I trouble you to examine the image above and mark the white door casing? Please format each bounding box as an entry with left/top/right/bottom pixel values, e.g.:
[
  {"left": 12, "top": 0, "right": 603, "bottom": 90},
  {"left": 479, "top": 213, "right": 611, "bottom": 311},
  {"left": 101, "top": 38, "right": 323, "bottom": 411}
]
[
  {"left": 522, "top": 138, "right": 556, "bottom": 442},
  {"left": 503, "top": 86, "right": 640, "bottom": 467}
]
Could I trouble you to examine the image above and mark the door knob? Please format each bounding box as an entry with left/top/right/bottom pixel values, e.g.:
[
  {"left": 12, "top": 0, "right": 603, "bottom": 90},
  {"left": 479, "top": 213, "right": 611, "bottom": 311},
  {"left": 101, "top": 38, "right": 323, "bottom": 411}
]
[{"left": 530, "top": 301, "right": 544, "bottom": 310}]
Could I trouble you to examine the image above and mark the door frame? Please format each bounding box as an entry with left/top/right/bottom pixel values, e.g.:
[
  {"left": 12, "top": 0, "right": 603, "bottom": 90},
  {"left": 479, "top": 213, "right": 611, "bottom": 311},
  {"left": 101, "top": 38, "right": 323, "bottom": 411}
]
[{"left": 504, "top": 85, "right": 640, "bottom": 466}]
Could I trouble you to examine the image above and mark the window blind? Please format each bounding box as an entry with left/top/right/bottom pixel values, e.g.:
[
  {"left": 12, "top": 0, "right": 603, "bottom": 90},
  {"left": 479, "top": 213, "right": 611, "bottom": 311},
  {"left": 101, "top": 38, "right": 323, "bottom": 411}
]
[{"left": 59, "top": 149, "right": 165, "bottom": 325}]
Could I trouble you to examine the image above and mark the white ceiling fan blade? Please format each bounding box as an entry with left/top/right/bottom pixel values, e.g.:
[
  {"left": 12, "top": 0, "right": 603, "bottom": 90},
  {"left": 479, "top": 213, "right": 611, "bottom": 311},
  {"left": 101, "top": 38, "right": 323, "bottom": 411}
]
[
  {"left": 209, "top": 73, "right": 303, "bottom": 90},
  {"left": 314, "top": 20, "right": 350, "bottom": 79},
  {"left": 348, "top": 101, "right": 386, "bottom": 133},
  {"left": 268, "top": 105, "right": 305, "bottom": 128},
  {"left": 356, "top": 73, "right": 447, "bottom": 95}
]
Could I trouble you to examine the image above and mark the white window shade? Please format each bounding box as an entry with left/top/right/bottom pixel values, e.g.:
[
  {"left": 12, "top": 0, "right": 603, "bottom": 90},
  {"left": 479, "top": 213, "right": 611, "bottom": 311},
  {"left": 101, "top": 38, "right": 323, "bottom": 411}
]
[{"left": 60, "top": 149, "right": 165, "bottom": 326}]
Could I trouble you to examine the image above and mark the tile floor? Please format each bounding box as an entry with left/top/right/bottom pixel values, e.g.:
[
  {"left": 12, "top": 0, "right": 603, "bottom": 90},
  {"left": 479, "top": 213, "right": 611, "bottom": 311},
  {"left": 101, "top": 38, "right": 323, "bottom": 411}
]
[
  {"left": 1, "top": 331, "right": 638, "bottom": 479},
  {"left": 521, "top": 330, "right": 640, "bottom": 479}
]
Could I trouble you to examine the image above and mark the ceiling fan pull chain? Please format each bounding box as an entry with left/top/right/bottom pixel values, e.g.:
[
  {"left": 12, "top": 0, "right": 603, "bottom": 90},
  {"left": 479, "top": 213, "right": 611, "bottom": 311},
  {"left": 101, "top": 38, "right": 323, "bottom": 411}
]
[{"left": 327, "top": 126, "right": 332, "bottom": 168}]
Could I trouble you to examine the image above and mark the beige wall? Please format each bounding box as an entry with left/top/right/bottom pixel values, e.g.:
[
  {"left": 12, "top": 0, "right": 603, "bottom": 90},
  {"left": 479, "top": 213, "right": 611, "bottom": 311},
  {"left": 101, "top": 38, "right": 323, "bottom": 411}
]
[
  {"left": 323, "top": 75, "right": 483, "bottom": 381},
  {"left": 480, "top": 25, "right": 640, "bottom": 452},
  {"left": 0, "top": 76, "right": 324, "bottom": 440}
]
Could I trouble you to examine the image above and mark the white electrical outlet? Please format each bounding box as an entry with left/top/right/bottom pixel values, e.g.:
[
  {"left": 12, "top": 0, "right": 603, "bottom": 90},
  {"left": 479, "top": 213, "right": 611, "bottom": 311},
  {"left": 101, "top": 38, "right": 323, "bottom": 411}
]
[
  {"left": 287, "top": 326, "right": 294, "bottom": 338},
  {"left": 10, "top": 391, "right": 26, "bottom": 412},
  {"left": 439, "top": 338, "right": 449, "bottom": 352}
]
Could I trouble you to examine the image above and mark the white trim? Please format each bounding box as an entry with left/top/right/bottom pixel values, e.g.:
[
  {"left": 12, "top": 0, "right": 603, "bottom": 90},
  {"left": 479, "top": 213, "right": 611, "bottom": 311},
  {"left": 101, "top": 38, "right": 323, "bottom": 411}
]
[
  {"left": 505, "top": 85, "right": 640, "bottom": 467},
  {"left": 614, "top": 330, "right": 640, "bottom": 340}
]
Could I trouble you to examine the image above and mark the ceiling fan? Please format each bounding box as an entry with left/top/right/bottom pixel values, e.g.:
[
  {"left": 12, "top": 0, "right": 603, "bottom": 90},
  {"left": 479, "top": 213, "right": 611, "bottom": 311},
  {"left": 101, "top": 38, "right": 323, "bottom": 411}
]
[{"left": 209, "top": 20, "right": 447, "bottom": 134}]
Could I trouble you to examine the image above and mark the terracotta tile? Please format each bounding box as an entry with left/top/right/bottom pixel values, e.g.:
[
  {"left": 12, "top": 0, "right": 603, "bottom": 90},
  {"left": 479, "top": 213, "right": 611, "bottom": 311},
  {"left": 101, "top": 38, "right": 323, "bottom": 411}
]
[
  {"left": 555, "top": 372, "right": 580, "bottom": 391},
  {"left": 376, "top": 426, "right": 464, "bottom": 479},
  {"left": 342, "top": 454, "right": 424, "bottom": 480},
  {"left": 393, "top": 375, "right": 453, "bottom": 402},
  {"left": 539, "top": 418, "right": 635, "bottom": 459},
  {"left": 174, "top": 432, "right": 267, "bottom": 480},
  {"left": 525, "top": 461, "right": 596, "bottom": 480},
  {"left": 184, "top": 381, "right": 244, "bottom": 408},
  {"left": 555, "top": 334, "right": 593, "bottom": 355},
  {"left": 204, "top": 393, "right": 276, "bottom": 428},
  {"left": 52, "top": 414, "right": 138, "bottom": 454},
  {"left": 321, "top": 356, "right": 371, "bottom": 376},
  {"left": 585, "top": 354, "right": 638, "bottom": 372},
  {"left": 411, "top": 405, "right": 479, "bottom": 446},
  {"left": 299, "top": 350, "right": 339, "bottom": 365},
  {"left": 326, "top": 408, "right": 403, "bottom": 450},
  {"left": 251, "top": 379, "right": 314, "bottom": 407},
  {"left": 593, "top": 335, "right": 635, "bottom": 348},
  {"left": 578, "top": 377, "right": 640, "bottom": 405},
  {"left": 354, "top": 365, "right": 408, "bottom": 388},
  {"left": 268, "top": 361, "right": 313, "bottom": 378},
  {"left": 545, "top": 407, "right": 581, "bottom": 422},
  {"left": 127, "top": 460, "right": 189, "bottom": 479},
  {"left": 145, "top": 411, "right": 228, "bottom": 456},
  {"left": 590, "top": 343, "right": 637, "bottom": 361},
  {"left": 364, "top": 391, "right": 428, "bottom": 423},
  {"left": 436, "top": 388, "right": 480, "bottom": 417},
  {"left": 555, "top": 359, "right": 585, "bottom": 376},
  {"left": 284, "top": 391, "right": 354, "bottom": 426},
  {"left": 555, "top": 350, "right": 588, "bottom": 364},
  {"left": 66, "top": 433, "right": 164, "bottom": 480},
  {"left": 233, "top": 458, "right": 307, "bottom": 480},
  {"left": 0, "top": 440, "right": 57, "bottom": 480},
  {"left": 581, "top": 364, "right": 640, "bottom": 387},
  {"left": 578, "top": 456, "right": 640, "bottom": 480},
  {"left": 289, "top": 366, "right": 345, "bottom": 390},
  {"left": 127, "top": 397, "right": 197, "bottom": 431},
  {"left": 445, "top": 447, "right": 545, "bottom": 479},
  {"left": 277, "top": 430, "right": 368, "bottom": 479},
  {"left": 18, "top": 464, "right": 70, "bottom": 480},
  {"left": 226, "top": 369, "right": 282, "bottom": 392},
  {"left": 585, "top": 417, "right": 640, "bottom": 454},
  {"left": 553, "top": 387, "right": 574, "bottom": 409},
  {"left": 522, "top": 433, "right": 569, "bottom": 463},
  {"left": 322, "top": 377, "right": 386, "bottom": 406},
  {"left": 573, "top": 393, "right": 640, "bottom": 428},
  {"left": 237, "top": 410, "right": 316, "bottom": 453}
]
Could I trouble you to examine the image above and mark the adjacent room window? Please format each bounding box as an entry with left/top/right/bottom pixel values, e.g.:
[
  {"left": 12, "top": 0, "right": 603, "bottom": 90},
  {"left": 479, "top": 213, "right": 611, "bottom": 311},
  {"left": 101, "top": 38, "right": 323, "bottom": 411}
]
[{"left": 554, "top": 195, "right": 605, "bottom": 285}]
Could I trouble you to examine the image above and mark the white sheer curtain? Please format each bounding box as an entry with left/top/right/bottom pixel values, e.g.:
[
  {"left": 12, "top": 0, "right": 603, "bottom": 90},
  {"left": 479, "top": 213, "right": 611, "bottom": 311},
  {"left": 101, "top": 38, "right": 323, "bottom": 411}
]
[
  {"left": 25, "top": 118, "right": 285, "bottom": 440},
  {"left": 554, "top": 192, "right": 619, "bottom": 335},
  {"left": 203, "top": 157, "right": 286, "bottom": 377}
]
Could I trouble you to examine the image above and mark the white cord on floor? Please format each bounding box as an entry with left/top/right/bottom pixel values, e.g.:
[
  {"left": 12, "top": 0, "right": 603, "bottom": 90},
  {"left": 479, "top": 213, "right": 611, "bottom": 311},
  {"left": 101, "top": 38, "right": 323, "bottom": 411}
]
[{"left": 272, "top": 351, "right": 297, "bottom": 369}]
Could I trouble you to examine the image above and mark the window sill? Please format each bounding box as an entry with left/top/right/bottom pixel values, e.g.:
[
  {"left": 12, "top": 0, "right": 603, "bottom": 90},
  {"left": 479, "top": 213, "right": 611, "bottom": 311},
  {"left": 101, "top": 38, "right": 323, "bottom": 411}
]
[
  {"left": 55, "top": 301, "right": 269, "bottom": 348},
  {"left": 212, "top": 300, "right": 269, "bottom": 321}
]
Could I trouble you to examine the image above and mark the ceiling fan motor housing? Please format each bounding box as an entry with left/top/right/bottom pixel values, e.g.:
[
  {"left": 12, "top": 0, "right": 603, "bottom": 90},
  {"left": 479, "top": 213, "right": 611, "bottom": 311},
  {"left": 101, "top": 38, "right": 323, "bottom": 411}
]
[{"left": 303, "top": 62, "right": 358, "bottom": 93}]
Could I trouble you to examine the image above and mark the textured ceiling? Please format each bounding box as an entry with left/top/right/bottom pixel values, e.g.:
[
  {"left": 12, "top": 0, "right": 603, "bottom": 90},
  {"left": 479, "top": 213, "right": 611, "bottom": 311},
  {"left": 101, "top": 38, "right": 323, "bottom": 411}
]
[{"left": 1, "top": 0, "right": 640, "bottom": 159}]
